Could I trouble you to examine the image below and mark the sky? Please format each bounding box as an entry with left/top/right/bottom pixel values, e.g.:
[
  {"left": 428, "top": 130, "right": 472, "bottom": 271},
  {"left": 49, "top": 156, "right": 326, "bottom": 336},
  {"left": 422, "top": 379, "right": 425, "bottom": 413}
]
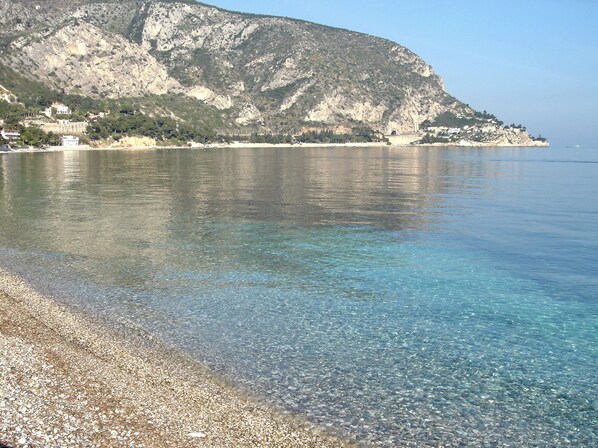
[{"left": 204, "top": 0, "right": 598, "bottom": 147}]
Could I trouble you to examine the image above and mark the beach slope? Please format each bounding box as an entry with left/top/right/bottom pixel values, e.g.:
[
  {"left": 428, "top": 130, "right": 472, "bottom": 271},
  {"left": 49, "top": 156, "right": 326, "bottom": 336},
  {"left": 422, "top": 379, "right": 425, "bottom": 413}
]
[{"left": 0, "top": 271, "right": 347, "bottom": 447}]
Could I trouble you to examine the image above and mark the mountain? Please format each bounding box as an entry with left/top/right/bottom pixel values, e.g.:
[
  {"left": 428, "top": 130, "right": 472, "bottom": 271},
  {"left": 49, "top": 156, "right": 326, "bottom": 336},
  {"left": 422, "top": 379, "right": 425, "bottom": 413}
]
[{"left": 0, "top": 0, "right": 545, "bottom": 145}]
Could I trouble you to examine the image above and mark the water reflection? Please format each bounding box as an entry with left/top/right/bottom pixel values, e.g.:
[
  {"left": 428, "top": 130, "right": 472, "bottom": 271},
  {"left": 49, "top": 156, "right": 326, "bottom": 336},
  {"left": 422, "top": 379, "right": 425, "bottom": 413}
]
[
  {"left": 0, "top": 147, "right": 504, "bottom": 236},
  {"left": 0, "top": 147, "right": 511, "bottom": 311},
  {"left": 3, "top": 147, "right": 594, "bottom": 446}
]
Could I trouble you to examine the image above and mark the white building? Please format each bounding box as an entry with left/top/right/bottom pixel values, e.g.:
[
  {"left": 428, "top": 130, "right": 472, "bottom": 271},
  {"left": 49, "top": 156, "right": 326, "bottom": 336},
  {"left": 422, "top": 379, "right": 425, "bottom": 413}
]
[
  {"left": 44, "top": 102, "right": 70, "bottom": 117},
  {"left": 55, "top": 103, "right": 70, "bottom": 115},
  {"left": 1, "top": 129, "right": 20, "bottom": 141},
  {"left": 61, "top": 135, "right": 79, "bottom": 147}
]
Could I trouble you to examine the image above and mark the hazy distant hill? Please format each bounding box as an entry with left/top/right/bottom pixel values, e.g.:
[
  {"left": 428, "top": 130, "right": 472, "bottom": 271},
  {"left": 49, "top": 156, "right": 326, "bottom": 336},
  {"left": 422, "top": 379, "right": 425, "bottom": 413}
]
[{"left": 0, "top": 0, "right": 545, "bottom": 145}]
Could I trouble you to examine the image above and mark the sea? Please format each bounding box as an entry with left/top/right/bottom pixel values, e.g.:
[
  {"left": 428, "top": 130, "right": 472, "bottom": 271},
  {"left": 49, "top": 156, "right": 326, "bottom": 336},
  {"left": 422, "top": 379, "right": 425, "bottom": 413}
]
[{"left": 0, "top": 145, "right": 596, "bottom": 446}]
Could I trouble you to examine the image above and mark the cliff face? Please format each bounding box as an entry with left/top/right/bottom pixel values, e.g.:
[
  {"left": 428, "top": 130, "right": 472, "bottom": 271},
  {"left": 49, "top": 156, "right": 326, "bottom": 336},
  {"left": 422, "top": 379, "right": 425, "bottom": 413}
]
[
  {"left": 6, "top": 22, "right": 181, "bottom": 97},
  {"left": 0, "top": 0, "right": 541, "bottom": 145}
]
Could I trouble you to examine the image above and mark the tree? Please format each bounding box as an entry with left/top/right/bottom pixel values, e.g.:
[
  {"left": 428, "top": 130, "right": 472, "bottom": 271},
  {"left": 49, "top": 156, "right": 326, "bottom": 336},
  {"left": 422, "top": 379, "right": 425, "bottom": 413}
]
[
  {"left": 85, "top": 107, "right": 211, "bottom": 144},
  {"left": 18, "top": 126, "right": 47, "bottom": 147},
  {"left": 45, "top": 131, "right": 60, "bottom": 146}
]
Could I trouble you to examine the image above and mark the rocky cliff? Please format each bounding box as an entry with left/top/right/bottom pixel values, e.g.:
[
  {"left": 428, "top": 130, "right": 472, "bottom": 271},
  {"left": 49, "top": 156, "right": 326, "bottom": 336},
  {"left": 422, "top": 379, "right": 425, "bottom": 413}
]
[{"left": 0, "top": 0, "right": 544, "bottom": 145}]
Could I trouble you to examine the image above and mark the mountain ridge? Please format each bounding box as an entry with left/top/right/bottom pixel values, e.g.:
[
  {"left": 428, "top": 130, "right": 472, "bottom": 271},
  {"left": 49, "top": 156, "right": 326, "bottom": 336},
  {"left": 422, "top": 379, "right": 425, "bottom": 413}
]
[{"left": 0, "top": 0, "right": 546, "bottom": 146}]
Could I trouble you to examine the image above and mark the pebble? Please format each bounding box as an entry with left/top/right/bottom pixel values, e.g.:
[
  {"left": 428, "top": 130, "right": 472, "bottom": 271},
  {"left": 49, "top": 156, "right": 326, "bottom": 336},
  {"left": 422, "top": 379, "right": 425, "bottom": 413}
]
[
  {"left": 188, "top": 431, "right": 207, "bottom": 438},
  {"left": 0, "top": 270, "right": 347, "bottom": 447}
]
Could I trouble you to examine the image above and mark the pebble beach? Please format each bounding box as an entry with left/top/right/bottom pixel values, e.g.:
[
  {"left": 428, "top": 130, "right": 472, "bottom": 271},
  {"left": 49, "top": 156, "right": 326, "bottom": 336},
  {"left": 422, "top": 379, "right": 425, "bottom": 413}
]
[{"left": 0, "top": 270, "right": 349, "bottom": 447}]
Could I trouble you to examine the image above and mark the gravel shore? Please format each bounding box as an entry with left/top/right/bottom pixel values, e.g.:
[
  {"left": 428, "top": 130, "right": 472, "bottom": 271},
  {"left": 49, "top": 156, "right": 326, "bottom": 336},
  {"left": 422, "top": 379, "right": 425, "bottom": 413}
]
[{"left": 0, "top": 270, "right": 351, "bottom": 447}]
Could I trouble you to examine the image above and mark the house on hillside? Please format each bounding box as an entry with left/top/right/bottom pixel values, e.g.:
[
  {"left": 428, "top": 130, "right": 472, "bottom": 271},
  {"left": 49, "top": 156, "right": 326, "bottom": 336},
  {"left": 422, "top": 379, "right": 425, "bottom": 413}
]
[
  {"left": 44, "top": 102, "right": 70, "bottom": 117},
  {"left": 88, "top": 112, "right": 107, "bottom": 121},
  {"left": 61, "top": 135, "right": 79, "bottom": 147}
]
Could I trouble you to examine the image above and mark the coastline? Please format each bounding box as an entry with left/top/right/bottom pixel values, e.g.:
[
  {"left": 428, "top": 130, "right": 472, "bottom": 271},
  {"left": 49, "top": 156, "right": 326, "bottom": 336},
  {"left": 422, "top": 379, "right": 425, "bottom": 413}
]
[
  {"left": 0, "top": 139, "right": 549, "bottom": 155},
  {"left": 0, "top": 269, "right": 350, "bottom": 447}
]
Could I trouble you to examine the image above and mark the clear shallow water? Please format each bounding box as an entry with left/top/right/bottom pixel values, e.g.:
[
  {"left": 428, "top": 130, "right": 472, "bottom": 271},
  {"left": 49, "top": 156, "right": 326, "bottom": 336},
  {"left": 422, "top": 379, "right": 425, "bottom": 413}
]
[{"left": 0, "top": 146, "right": 596, "bottom": 446}]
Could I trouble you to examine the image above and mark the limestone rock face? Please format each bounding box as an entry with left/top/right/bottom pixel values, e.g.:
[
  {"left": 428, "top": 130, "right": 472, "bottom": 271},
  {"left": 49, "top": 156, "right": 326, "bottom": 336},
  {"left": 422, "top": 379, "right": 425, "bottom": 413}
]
[
  {"left": 6, "top": 22, "right": 181, "bottom": 98},
  {"left": 0, "top": 0, "right": 535, "bottom": 141},
  {"left": 187, "top": 86, "right": 233, "bottom": 110},
  {"left": 236, "top": 103, "right": 264, "bottom": 126},
  {"left": 488, "top": 128, "right": 547, "bottom": 147}
]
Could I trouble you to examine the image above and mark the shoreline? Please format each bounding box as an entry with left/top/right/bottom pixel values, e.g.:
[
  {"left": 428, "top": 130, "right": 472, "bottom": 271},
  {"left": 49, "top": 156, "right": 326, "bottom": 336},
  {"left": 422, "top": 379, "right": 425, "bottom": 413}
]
[
  {"left": 0, "top": 140, "right": 549, "bottom": 154},
  {"left": 0, "top": 142, "right": 390, "bottom": 154},
  {"left": 0, "top": 269, "right": 350, "bottom": 447}
]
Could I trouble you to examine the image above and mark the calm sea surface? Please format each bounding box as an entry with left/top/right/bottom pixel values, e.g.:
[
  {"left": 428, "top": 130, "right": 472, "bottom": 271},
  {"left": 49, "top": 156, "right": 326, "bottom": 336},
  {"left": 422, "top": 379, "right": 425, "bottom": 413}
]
[{"left": 0, "top": 146, "right": 596, "bottom": 446}]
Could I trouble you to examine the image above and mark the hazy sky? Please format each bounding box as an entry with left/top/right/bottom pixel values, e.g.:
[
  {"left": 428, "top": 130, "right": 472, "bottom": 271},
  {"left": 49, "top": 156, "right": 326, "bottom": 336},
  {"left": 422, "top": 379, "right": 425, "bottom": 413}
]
[{"left": 205, "top": 0, "right": 597, "bottom": 147}]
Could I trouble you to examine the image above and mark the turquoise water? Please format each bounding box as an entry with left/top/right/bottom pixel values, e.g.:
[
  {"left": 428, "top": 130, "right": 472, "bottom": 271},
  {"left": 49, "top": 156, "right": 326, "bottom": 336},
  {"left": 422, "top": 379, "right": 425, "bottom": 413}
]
[{"left": 0, "top": 147, "right": 596, "bottom": 446}]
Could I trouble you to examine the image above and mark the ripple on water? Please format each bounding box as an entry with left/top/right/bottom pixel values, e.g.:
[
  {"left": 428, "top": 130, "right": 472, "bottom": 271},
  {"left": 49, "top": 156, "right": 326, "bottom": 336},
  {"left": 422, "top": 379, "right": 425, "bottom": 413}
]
[{"left": 0, "top": 147, "right": 596, "bottom": 446}]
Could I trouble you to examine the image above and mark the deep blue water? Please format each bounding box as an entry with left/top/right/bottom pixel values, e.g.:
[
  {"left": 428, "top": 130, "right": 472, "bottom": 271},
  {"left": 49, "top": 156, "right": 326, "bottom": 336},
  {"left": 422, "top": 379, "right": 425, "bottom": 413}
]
[{"left": 0, "top": 146, "right": 596, "bottom": 446}]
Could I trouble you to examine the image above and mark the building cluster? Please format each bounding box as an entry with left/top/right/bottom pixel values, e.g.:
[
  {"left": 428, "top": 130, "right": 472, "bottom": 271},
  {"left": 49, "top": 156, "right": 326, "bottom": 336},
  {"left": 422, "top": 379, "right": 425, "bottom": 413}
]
[
  {"left": 420, "top": 123, "right": 511, "bottom": 144},
  {"left": 1, "top": 128, "right": 79, "bottom": 149},
  {"left": 0, "top": 98, "right": 87, "bottom": 150},
  {"left": 426, "top": 126, "right": 465, "bottom": 137}
]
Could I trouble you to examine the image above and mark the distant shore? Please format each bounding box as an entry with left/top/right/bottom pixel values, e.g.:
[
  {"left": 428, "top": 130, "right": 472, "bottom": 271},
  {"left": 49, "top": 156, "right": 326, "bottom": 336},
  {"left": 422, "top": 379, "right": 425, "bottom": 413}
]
[
  {"left": 1, "top": 142, "right": 389, "bottom": 153},
  {"left": 0, "top": 139, "right": 549, "bottom": 154},
  {"left": 0, "top": 269, "right": 349, "bottom": 447}
]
